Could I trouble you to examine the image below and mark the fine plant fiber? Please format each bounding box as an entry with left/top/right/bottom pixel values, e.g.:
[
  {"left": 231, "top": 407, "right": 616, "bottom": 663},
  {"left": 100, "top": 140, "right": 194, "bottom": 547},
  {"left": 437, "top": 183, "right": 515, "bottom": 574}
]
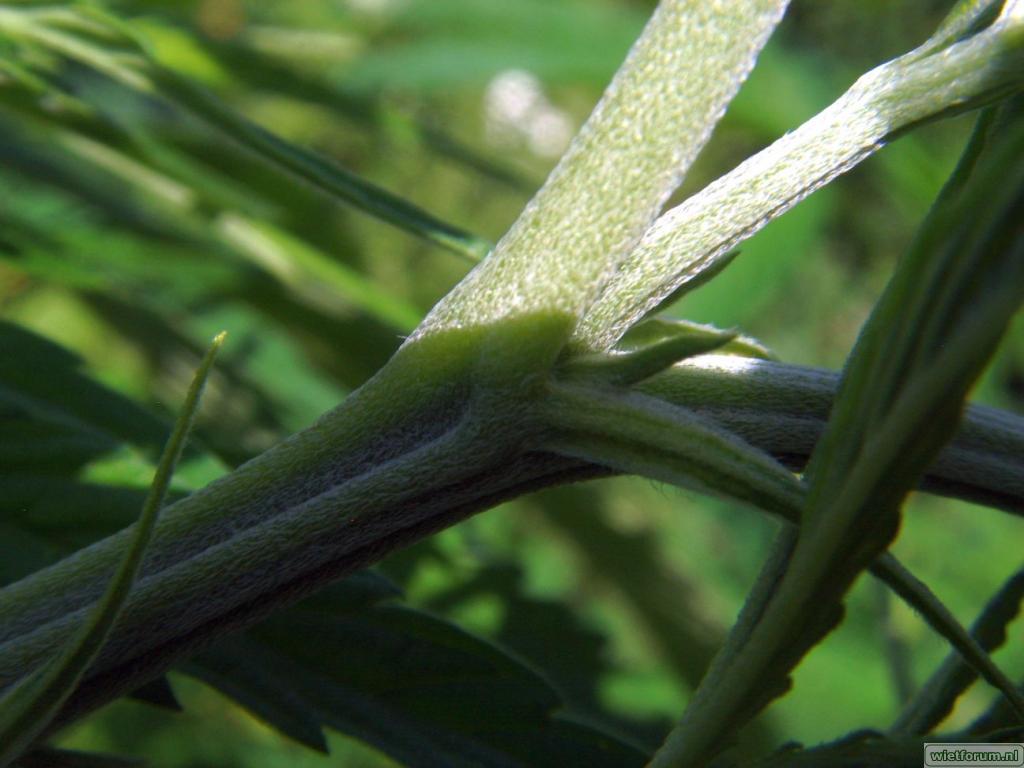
[
  {"left": 892, "top": 564, "right": 1024, "bottom": 736},
  {"left": 0, "top": 333, "right": 224, "bottom": 767}
]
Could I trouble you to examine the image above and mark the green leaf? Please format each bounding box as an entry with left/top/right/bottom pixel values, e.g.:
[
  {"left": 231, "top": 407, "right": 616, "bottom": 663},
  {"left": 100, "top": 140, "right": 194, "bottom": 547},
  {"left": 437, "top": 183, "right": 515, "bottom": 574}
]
[
  {"left": 0, "top": 332, "right": 224, "bottom": 767},
  {"left": 189, "top": 595, "right": 647, "bottom": 767},
  {"left": 649, "top": 101, "right": 1024, "bottom": 767},
  {"left": 150, "top": 68, "right": 491, "bottom": 262},
  {"left": 0, "top": 3, "right": 491, "bottom": 261},
  {"left": 617, "top": 318, "right": 773, "bottom": 360}
]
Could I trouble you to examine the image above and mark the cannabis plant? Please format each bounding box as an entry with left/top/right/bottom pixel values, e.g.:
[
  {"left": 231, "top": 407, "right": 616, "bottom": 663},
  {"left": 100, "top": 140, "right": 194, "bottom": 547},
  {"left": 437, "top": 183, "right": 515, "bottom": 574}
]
[{"left": 0, "top": 0, "right": 1023, "bottom": 765}]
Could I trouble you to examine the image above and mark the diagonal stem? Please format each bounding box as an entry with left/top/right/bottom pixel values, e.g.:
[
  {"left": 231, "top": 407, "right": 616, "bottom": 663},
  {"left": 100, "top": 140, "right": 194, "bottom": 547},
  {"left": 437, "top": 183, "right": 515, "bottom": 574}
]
[{"left": 575, "top": 9, "right": 1024, "bottom": 349}]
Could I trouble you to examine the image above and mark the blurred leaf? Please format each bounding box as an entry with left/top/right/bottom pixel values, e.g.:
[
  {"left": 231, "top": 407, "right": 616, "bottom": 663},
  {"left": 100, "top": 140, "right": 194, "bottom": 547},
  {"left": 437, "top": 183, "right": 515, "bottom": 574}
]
[
  {"left": 216, "top": 214, "right": 422, "bottom": 333},
  {"left": 151, "top": 68, "right": 492, "bottom": 261},
  {"left": 0, "top": 332, "right": 223, "bottom": 766},
  {"left": 0, "top": 321, "right": 170, "bottom": 463},
  {"left": 1, "top": 477, "right": 150, "bottom": 552},
  {"left": 0, "top": 110, "right": 426, "bottom": 335},
  {"left": 423, "top": 557, "right": 669, "bottom": 751},
  {"left": 0, "top": 128, "right": 390, "bottom": 417},
  {"left": 195, "top": 33, "right": 536, "bottom": 193},
  {"left": 186, "top": 637, "right": 330, "bottom": 753},
  {"left": 185, "top": 580, "right": 647, "bottom": 767},
  {"left": 0, "top": 3, "right": 493, "bottom": 261},
  {"left": 183, "top": 571, "right": 398, "bottom": 753},
  {"left": 337, "top": 0, "right": 645, "bottom": 90}
]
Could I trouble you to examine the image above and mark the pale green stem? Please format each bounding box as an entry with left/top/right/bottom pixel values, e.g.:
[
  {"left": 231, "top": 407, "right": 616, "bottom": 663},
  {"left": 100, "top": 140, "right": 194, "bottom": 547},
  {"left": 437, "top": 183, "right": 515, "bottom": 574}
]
[
  {"left": 575, "top": 12, "right": 1024, "bottom": 349},
  {"left": 414, "top": 0, "right": 790, "bottom": 339}
]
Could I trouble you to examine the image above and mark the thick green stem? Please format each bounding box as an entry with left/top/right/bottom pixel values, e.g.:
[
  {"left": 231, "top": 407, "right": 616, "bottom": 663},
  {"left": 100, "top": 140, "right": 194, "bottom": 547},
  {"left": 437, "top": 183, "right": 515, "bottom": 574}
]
[
  {"left": 0, "top": 354, "right": 1022, "bottom": 734},
  {"left": 641, "top": 355, "right": 1024, "bottom": 515}
]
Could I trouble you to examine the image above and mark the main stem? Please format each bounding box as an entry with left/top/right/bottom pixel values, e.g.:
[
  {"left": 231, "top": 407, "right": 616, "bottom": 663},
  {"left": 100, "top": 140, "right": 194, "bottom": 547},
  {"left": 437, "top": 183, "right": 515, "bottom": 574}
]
[{"left": 1, "top": 352, "right": 1022, "bottom": 735}]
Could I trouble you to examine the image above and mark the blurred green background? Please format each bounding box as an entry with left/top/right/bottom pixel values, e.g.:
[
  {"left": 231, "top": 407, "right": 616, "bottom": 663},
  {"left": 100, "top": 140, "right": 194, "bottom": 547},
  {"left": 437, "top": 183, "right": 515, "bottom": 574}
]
[{"left": 1, "top": 0, "right": 1022, "bottom": 765}]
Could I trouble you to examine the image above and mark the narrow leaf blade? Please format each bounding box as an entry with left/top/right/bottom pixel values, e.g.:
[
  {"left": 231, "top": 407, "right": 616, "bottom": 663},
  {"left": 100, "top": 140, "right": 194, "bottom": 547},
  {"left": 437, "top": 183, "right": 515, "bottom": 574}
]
[{"left": 0, "top": 333, "right": 224, "bottom": 765}]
